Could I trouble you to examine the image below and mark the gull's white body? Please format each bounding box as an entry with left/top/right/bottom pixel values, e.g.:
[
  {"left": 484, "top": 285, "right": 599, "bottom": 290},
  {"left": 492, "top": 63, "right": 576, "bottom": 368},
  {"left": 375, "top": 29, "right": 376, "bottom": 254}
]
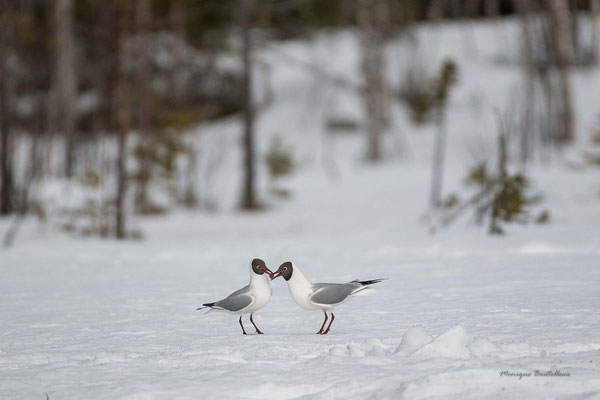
[
  {"left": 286, "top": 264, "right": 321, "bottom": 310},
  {"left": 207, "top": 264, "right": 272, "bottom": 315},
  {"left": 284, "top": 263, "right": 368, "bottom": 311},
  {"left": 243, "top": 266, "right": 273, "bottom": 314}
]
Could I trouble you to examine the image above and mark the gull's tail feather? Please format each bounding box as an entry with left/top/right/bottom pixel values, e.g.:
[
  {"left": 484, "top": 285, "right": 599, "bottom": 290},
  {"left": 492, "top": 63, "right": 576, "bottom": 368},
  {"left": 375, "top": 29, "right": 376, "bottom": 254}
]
[
  {"left": 350, "top": 278, "right": 387, "bottom": 296},
  {"left": 355, "top": 278, "right": 388, "bottom": 286},
  {"left": 197, "top": 302, "right": 216, "bottom": 311}
]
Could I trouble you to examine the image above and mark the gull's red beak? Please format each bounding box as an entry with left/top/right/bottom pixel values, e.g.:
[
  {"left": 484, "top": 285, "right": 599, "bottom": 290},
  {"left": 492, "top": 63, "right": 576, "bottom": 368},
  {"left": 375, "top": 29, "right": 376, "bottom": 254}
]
[
  {"left": 261, "top": 268, "right": 274, "bottom": 278},
  {"left": 270, "top": 271, "right": 282, "bottom": 280}
]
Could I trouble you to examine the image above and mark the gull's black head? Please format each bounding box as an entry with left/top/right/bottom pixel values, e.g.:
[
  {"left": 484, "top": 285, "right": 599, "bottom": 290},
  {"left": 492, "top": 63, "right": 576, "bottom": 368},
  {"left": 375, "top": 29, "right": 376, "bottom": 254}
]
[
  {"left": 272, "top": 261, "right": 293, "bottom": 281},
  {"left": 251, "top": 258, "right": 273, "bottom": 277}
]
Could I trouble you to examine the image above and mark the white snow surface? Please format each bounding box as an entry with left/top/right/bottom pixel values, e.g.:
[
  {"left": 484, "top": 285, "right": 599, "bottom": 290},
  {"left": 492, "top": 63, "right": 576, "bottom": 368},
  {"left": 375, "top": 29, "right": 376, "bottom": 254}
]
[{"left": 2, "top": 18, "right": 600, "bottom": 400}]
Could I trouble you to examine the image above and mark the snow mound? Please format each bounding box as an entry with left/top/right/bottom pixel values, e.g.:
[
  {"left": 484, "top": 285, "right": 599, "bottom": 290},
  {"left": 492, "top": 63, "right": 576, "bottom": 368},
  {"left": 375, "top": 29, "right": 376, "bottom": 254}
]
[
  {"left": 396, "top": 325, "right": 433, "bottom": 354},
  {"left": 414, "top": 325, "right": 472, "bottom": 359},
  {"left": 400, "top": 325, "right": 500, "bottom": 359}
]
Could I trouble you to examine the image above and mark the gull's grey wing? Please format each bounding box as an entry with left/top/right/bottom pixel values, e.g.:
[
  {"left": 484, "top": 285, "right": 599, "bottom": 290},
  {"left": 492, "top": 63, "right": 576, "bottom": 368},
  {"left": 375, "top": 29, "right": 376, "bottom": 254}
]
[
  {"left": 309, "top": 282, "right": 361, "bottom": 306},
  {"left": 214, "top": 286, "right": 253, "bottom": 312}
]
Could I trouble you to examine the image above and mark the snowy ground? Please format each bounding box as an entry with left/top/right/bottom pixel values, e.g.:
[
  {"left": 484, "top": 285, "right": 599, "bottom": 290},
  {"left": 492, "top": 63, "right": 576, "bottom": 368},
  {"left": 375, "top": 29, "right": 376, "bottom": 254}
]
[{"left": 2, "top": 18, "right": 600, "bottom": 400}]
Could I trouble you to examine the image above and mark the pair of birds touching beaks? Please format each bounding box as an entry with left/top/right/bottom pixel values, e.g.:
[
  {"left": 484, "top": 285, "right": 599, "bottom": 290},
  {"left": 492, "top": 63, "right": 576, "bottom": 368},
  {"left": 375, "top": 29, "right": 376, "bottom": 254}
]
[{"left": 197, "top": 258, "right": 386, "bottom": 335}]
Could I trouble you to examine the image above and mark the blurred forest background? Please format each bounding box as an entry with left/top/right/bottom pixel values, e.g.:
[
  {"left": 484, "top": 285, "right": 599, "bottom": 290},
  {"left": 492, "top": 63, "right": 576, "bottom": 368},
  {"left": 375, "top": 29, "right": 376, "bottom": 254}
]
[{"left": 0, "top": 0, "right": 599, "bottom": 243}]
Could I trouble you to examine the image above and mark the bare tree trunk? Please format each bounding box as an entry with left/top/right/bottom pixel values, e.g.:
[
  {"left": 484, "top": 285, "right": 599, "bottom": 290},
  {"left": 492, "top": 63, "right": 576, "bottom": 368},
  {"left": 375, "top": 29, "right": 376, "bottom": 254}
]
[
  {"left": 489, "top": 128, "right": 507, "bottom": 235},
  {"left": 517, "top": 0, "right": 536, "bottom": 166},
  {"left": 116, "top": 126, "right": 128, "bottom": 238},
  {"left": 3, "top": 109, "right": 39, "bottom": 247},
  {"left": 430, "top": 110, "right": 446, "bottom": 208},
  {"left": 17, "top": 0, "right": 46, "bottom": 183},
  {"left": 592, "top": 0, "right": 600, "bottom": 63},
  {"left": 548, "top": 0, "right": 575, "bottom": 143},
  {"left": 115, "top": 7, "right": 131, "bottom": 239},
  {"left": 170, "top": 0, "right": 188, "bottom": 104},
  {"left": 467, "top": 0, "right": 479, "bottom": 18},
  {"left": 449, "top": 0, "right": 462, "bottom": 18},
  {"left": 429, "top": 59, "right": 457, "bottom": 209},
  {"left": 571, "top": 0, "right": 580, "bottom": 60},
  {"left": 239, "top": 0, "right": 259, "bottom": 210},
  {"left": 53, "top": 0, "right": 78, "bottom": 178},
  {"left": 0, "top": 68, "right": 12, "bottom": 216},
  {"left": 427, "top": 0, "right": 443, "bottom": 20},
  {"left": 170, "top": 1, "right": 198, "bottom": 208},
  {"left": 134, "top": 0, "right": 153, "bottom": 214},
  {"left": 538, "top": 68, "right": 557, "bottom": 149},
  {"left": 183, "top": 145, "right": 198, "bottom": 207},
  {"left": 0, "top": 0, "right": 14, "bottom": 215},
  {"left": 357, "top": 0, "right": 388, "bottom": 162},
  {"left": 485, "top": 0, "right": 500, "bottom": 18},
  {"left": 116, "top": 122, "right": 128, "bottom": 238}
]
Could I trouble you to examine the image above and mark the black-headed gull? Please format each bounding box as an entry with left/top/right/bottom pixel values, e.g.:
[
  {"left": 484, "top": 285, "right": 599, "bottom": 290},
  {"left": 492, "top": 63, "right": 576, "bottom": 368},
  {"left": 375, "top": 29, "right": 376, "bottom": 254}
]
[
  {"left": 271, "top": 261, "right": 386, "bottom": 334},
  {"left": 198, "top": 258, "right": 274, "bottom": 334}
]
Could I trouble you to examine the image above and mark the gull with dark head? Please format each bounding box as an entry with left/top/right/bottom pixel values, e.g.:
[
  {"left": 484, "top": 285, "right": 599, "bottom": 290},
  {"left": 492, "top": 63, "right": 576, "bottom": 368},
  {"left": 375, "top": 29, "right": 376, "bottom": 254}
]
[
  {"left": 271, "top": 261, "right": 386, "bottom": 334},
  {"left": 198, "top": 258, "right": 274, "bottom": 334}
]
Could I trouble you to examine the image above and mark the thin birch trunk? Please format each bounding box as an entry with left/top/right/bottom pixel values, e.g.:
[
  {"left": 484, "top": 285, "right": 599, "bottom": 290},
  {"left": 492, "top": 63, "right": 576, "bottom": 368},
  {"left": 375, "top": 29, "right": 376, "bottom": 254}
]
[
  {"left": 170, "top": 0, "right": 187, "bottom": 104},
  {"left": 430, "top": 110, "right": 446, "bottom": 208},
  {"left": 591, "top": 0, "right": 599, "bottom": 63},
  {"left": 0, "top": 0, "right": 14, "bottom": 215},
  {"left": 517, "top": 0, "right": 536, "bottom": 166},
  {"left": 134, "top": 0, "right": 153, "bottom": 214},
  {"left": 115, "top": 6, "right": 131, "bottom": 239},
  {"left": 239, "top": 0, "right": 258, "bottom": 209},
  {"left": 53, "top": 0, "right": 78, "bottom": 178},
  {"left": 357, "top": 0, "right": 388, "bottom": 162},
  {"left": 548, "top": 0, "right": 575, "bottom": 143}
]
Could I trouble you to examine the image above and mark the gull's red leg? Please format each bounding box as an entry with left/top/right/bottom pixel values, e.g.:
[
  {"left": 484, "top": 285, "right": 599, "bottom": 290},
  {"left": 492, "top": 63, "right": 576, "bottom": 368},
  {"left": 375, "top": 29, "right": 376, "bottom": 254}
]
[
  {"left": 322, "top": 312, "right": 335, "bottom": 335},
  {"left": 250, "top": 313, "right": 263, "bottom": 334},
  {"left": 239, "top": 316, "right": 247, "bottom": 335},
  {"left": 316, "top": 311, "right": 328, "bottom": 334}
]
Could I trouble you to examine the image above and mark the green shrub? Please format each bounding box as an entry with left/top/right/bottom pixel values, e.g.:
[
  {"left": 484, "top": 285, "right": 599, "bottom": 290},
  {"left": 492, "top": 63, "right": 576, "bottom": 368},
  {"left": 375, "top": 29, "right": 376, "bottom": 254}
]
[
  {"left": 265, "top": 137, "right": 294, "bottom": 179},
  {"left": 398, "top": 68, "right": 435, "bottom": 124},
  {"left": 264, "top": 136, "right": 294, "bottom": 198},
  {"left": 443, "top": 161, "right": 546, "bottom": 235},
  {"left": 535, "top": 210, "right": 550, "bottom": 224},
  {"left": 398, "top": 58, "right": 458, "bottom": 125}
]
